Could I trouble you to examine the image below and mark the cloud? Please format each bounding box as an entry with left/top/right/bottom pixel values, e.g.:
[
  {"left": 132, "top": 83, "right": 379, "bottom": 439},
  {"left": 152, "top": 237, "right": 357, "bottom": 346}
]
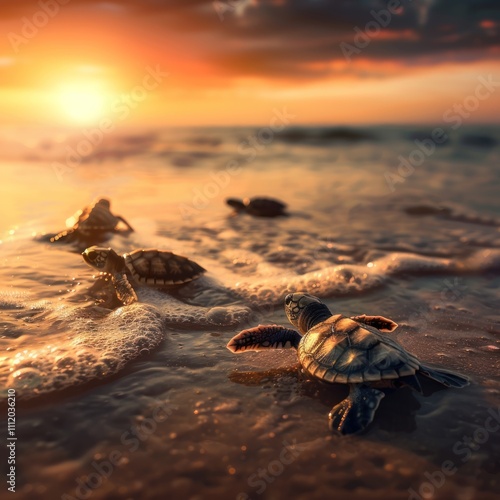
[
  {"left": 1, "top": 0, "right": 498, "bottom": 80},
  {"left": 202, "top": 0, "right": 499, "bottom": 74}
]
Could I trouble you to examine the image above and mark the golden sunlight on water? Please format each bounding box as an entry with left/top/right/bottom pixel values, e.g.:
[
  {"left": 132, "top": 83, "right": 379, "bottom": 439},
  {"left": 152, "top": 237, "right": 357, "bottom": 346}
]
[{"left": 0, "top": 123, "right": 499, "bottom": 499}]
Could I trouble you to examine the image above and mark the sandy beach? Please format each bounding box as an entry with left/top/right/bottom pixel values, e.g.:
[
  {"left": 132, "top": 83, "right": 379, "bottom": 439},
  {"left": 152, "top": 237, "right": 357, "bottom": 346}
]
[{"left": 0, "top": 124, "right": 499, "bottom": 499}]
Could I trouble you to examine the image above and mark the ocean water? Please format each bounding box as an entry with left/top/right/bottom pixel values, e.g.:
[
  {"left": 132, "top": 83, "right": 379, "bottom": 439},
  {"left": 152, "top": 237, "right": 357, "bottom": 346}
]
[{"left": 0, "top": 124, "right": 499, "bottom": 500}]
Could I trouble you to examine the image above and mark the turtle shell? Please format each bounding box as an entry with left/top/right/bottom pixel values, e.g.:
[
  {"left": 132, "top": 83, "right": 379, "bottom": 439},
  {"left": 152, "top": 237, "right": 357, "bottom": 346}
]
[
  {"left": 297, "top": 315, "right": 421, "bottom": 384},
  {"left": 124, "top": 249, "right": 206, "bottom": 285},
  {"left": 72, "top": 199, "right": 118, "bottom": 234},
  {"left": 245, "top": 197, "right": 287, "bottom": 217}
]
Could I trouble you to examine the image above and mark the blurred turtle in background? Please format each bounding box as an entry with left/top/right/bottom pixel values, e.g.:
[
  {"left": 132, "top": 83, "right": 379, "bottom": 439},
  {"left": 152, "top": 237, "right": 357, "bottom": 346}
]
[
  {"left": 226, "top": 196, "right": 288, "bottom": 217},
  {"left": 39, "top": 198, "right": 134, "bottom": 247}
]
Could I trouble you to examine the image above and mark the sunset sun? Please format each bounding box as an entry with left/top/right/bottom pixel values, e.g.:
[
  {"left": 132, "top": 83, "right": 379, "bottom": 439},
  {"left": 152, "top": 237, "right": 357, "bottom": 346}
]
[{"left": 56, "top": 82, "right": 111, "bottom": 125}]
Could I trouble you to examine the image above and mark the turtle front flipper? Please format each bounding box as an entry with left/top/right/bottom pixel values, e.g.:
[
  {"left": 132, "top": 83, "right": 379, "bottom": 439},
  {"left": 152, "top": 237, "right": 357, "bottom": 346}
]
[
  {"left": 113, "top": 273, "right": 138, "bottom": 305},
  {"left": 116, "top": 215, "right": 134, "bottom": 232},
  {"left": 227, "top": 325, "right": 301, "bottom": 353},
  {"left": 350, "top": 314, "right": 398, "bottom": 332},
  {"left": 329, "top": 384, "right": 385, "bottom": 435}
]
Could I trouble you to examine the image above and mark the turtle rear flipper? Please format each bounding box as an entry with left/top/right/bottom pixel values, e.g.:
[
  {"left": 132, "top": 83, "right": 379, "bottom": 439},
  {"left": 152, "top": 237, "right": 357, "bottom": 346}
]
[
  {"left": 49, "top": 228, "right": 77, "bottom": 243},
  {"left": 35, "top": 232, "right": 59, "bottom": 243},
  {"left": 113, "top": 273, "right": 138, "bottom": 305},
  {"left": 418, "top": 365, "right": 469, "bottom": 388},
  {"left": 329, "top": 384, "right": 385, "bottom": 435}
]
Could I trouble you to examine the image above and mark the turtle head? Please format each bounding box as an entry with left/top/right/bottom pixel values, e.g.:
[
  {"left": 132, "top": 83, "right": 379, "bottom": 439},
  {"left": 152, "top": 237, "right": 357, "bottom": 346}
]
[
  {"left": 95, "top": 198, "right": 111, "bottom": 209},
  {"left": 226, "top": 198, "right": 246, "bottom": 211},
  {"left": 82, "top": 246, "right": 122, "bottom": 273},
  {"left": 284, "top": 292, "right": 332, "bottom": 334}
]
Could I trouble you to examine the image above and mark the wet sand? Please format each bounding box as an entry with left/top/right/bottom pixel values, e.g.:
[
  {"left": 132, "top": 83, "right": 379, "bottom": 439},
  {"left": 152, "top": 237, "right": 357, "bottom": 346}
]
[{"left": 0, "top": 125, "right": 499, "bottom": 499}]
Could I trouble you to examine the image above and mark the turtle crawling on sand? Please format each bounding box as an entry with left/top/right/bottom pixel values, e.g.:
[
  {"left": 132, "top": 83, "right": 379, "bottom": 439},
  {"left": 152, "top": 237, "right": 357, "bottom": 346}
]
[
  {"left": 82, "top": 247, "right": 206, "bottom": 305},
  {"left": 227, "top": 292, "right": 469, "bottom": 435},
  {"left": 47, "top": 198, "right": 134, "bottom": 244},
  {"left": 226, "top": 197, "right": 287, "bottom": 217}
]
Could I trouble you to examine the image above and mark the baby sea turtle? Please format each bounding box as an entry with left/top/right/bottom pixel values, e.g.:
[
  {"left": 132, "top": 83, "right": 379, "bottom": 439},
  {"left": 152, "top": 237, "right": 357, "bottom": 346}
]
[
  {"left": 226, "top": 197, "right": 287, "bottom": 217},
  {"left": 82, "top": 247, "right": 206, "bottom": 305},
  {"left": 49, "top": 198, "right": 134, "bottom": 244},
  {"left": 227, "top": 292, "right": 469, "bottom": 435}
]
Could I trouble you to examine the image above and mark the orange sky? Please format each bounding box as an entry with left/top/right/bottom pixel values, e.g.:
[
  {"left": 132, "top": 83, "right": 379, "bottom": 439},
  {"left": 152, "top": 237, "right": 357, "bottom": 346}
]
[{"left": 0, "top": 0, "right": 499, "bottom": 126}]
